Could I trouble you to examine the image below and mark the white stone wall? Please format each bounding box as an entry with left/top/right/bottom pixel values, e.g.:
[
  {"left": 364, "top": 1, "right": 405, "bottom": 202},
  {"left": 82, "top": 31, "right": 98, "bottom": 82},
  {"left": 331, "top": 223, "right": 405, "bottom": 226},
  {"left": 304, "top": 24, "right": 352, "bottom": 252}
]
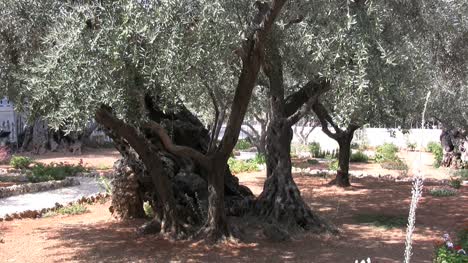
[{"left": 230, "top": 124, "right": 442, "bottom": 151}]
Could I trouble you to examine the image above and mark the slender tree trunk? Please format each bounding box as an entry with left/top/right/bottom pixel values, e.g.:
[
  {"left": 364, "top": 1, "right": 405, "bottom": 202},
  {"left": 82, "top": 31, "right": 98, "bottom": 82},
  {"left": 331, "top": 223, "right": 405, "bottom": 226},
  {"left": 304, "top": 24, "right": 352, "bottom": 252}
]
[{"left": 333, "top": 135, "right": 353, "bottom": 187}]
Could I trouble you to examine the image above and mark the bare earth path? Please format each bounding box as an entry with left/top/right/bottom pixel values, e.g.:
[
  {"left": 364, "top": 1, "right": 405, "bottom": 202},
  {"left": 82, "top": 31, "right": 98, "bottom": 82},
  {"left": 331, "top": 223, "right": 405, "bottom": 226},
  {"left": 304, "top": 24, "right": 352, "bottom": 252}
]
[{"left": 0, "top": 150, "right": 466, "bottom": 262}]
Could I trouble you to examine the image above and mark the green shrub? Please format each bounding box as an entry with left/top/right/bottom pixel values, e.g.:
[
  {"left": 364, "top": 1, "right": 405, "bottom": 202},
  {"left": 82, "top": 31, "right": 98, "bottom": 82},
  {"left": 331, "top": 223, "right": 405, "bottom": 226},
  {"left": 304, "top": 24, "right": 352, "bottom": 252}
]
[
  {"left": 434, "top": 228, "right": 468, "bottom": 263},
  {"left": 307, "top": 159, "right": 319, "bottom": 165},
  {"left": 10, "top": 155, "right": 33, "bottom": 169},
  {"left": 251, "top": 153, "right": 266, "bottom": 165},
  {"left": 143, "top": 201, "right": 154, "bottom": 218},
  {"left": 427, "top": 141, "right": 441, "bottom": 152},
  {"left": 429, "top": 188, "right": 457, "bottom": 197},
  {"left": 27, "top": 162, "right": 87, "bottom": 183},
  {"left": 43, "top": 203, "right": 88, "bottom": 217},
  {"left": 98, "top": 176, "right": 113, "bottom": 194},
  {"left": 375, "top": 143, "right": 399, "bottom": 163},
  {"left": 354, "top": 213, "right": 406, "bottom": 229},
  {"left": 453, "top": 169, "right": 468, "bottom": 180},
  {"left": 228, "top": 158, "right": 259, "bottom": 173},
  {"left": 434, "top": 246, "right": 468, "bottom": 263},
  {"left": 449, "top": 178, "right": 462, "bottom": 189},
  {"left": 308, "top": 142, "right": 321, "bottom": 157},
  {"left": 328, "top": 159, "right": 339, "bottom": 171},
  {"left": 427, "top": 142, "right": 443, "bottom": 168},
  {"left": 380, "top": 160, "right": 408, "bottom": 170},
  {"left": 234, "top": 139, "right": 252, "bottom": 151},
  {"left": 350, "top": 151, "right": 369, "bottom": 163},
  {"left": 406, "top": 142, "right": 417, "bottom": 151}
]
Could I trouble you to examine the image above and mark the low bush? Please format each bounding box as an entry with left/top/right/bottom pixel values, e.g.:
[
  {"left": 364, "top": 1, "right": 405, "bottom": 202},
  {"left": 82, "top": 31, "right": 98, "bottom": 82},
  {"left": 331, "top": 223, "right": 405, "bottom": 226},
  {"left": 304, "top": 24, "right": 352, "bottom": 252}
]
[
  {"left": 143, "top": 201, "right": 154, "bottom": 218},
  {"left": 43, "top": 203, "right": 89, "bottom": 217},
  {"left": 380, "top": 160, "right": 408, "bottom": 170},
  {"left": 307, "top": 159, "right": 319, "bottom": 165},
  {"left": 429, "top": 188, "right": 457, "bottom": 197},
  {"left": 10, "top": 155, "right": 33, "bottom": 169},
  {"left": 427, "top": 141, "right": 443, "bottom": 167},
  {"left": 406, "top": 142, "right": 417, "bottom": 151},
  {"left": 27, "top": 162, "right": 87, "bottom": 183},
  {"left": 350, "top": 151, "right": 369, "bottom": 163},
  {"left": 308, "top": 142, "right": 321, "bottom": 157},
  {"left": 234, "top": 139, "right": 252, "bottom": 151},
  {"left": 453, "top": 169, "right": 468, "bottom": 180},
  {"left": 228, "top": 158, "right": 259, "bottom": 173},
  {"left": 449, "top": 178, "right": 462, "bottom": 189},
  {"left": 375, "top": 143, "right": 399, "bottom": 163},
  {"left": 328, "top": 159, "right": 339, "bottom": 171},
  {"left": 98, "top": 176, "right": 113, "bottom": 194},
  {"left": 354, "top": 213, "right": 406, "bottom": 229},
  {"left": 251, "top": 153, "right": 266, "bottom": 165}
]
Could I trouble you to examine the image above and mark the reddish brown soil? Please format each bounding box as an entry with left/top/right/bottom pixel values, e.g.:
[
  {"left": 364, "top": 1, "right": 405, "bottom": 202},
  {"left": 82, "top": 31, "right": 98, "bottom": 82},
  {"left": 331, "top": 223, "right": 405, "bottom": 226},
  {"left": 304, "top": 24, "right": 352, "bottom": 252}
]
[{"left": 1, "top": 150, "right": 466, "bottom": 263}]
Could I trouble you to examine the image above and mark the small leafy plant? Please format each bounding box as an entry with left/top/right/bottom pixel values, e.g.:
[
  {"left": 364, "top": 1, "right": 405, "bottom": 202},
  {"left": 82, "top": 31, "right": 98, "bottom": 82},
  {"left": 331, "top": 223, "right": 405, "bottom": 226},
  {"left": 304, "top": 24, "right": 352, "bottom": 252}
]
[
  {"left": 43, "top": 203, "right": 89, "bottom": 217},
  {"left": 434, "top": 231, "right": 468, "bottom": 263},
  {"left": 234, "top": 139, "right": 252, "bottom": 151},
  {"left": 143, "top": 201, "right": 154, "bottom": 218},
  {"left": 375, "top": 143, "right": 399, "bottom": 163},
  {"left": 453, "top": 169, "right": 468, "bottom": 180},
  {"left": 380, "top": 160, "right": 408, "bottom": 170},
  {"left": 427, "top": 142, "right": 443, "bottom": 168},
  {"left": 307, "top": 159, "right": 319, "bottom": 165},
  {"left": 228, "top": 158, "right": 259, "bottom": 173},
  {"left": 407, "top": 142, "right": 417, "bottom": 151},
  {"left": 27, "top": 162, "right": 87, "bottom": 183},
  {"left": 308, "top": 142, "right": 321, "bottom": 157},
  {"left": 429, "top": 187, "right": 457, "bottom": 197},
  {"left": 449, "top": 178, "right": 462, "bottom": 189},
  {"left": 350, "top": 151, "right": 369, "bottom": 163},
  {"left": 10, "top": 155, "right": 33, "bottom": 169},
  {"left": 328, "top": 159, "right": 339, "bottom": 171}
]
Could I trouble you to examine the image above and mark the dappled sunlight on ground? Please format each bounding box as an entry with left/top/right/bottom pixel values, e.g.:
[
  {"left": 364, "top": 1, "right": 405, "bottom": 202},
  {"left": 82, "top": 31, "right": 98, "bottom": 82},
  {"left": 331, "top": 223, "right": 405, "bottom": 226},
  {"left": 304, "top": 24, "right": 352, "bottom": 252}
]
[{"left": 0, "top": 149, "right": 466, "bottom": 262}]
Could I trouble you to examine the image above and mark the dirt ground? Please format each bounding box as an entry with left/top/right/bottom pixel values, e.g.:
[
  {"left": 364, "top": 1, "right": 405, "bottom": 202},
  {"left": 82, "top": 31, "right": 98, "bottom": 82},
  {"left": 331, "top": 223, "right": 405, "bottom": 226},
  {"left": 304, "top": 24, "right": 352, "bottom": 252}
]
[{"left": 1, "top": 150, "right": 467, "bottom": 263}]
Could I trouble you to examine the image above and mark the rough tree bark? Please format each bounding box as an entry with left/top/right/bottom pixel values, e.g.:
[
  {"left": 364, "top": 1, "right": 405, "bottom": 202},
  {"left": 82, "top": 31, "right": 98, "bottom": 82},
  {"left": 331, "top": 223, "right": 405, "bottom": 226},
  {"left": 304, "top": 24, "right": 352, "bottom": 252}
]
[
  {"left": 92, "top": 1, "right": 287, "bottom": 241},
  {"left": 95, "top": 106, "right": 185, "bottom": 236},
  {"left": 312, "top": 102, "right": 360, "bottom": 187},
  {"left": 255, "top": 27, "right": 333, "bottom": 231}
]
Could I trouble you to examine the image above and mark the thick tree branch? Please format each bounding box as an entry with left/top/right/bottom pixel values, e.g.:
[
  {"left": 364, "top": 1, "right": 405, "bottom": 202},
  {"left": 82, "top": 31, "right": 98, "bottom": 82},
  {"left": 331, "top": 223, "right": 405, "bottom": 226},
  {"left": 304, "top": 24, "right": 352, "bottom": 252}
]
[
  {"left": 284, "top": 76, "right": 331, "bottom": 117},
  {"left": 145, "top": 121, "right": 210, "bottom": 169},
  {"left": 286, "top": 77, "right": 331, "bottom": 125},
  {"left": 312, "top": 102, "right": 341, "bottom": 140},
  {"left": 217, "top": 0, "right": 287, "bottom": 157}
]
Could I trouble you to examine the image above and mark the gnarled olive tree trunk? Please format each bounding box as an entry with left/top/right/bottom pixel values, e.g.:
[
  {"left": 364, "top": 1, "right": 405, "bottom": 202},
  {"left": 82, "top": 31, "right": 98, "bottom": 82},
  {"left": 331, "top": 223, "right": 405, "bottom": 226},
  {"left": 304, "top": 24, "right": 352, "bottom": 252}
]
[{"left": 255, "top": 28, "right": 333, "bottom": 231}]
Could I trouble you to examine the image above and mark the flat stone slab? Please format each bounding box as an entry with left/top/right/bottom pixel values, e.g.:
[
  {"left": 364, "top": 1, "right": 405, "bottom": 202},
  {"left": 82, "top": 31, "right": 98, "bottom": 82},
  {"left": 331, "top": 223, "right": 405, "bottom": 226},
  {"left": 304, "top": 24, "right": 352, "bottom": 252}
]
[{"left": 0, "top": 177, "right": 104, "bottom": 217}]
